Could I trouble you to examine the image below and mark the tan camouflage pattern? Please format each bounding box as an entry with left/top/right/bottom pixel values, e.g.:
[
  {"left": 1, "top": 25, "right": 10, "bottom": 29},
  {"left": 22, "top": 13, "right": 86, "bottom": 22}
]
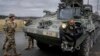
[{"left": 3, "top": 18, "right": 17, "bottom": 54}]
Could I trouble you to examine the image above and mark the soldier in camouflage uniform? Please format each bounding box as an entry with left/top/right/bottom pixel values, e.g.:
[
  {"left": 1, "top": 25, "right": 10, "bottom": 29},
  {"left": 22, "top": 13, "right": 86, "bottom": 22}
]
[
  {"left": 3, "top": 14, "right": 21, "bottom": 56},
  {"left": 3, "top": 18, "right": 9, "bottom": 50},
  {"left": 66, "top": 20, "right": 83, "bottom": 46},
  {"left": 24, "top": 19, "right": 34, "bottom": 50}
]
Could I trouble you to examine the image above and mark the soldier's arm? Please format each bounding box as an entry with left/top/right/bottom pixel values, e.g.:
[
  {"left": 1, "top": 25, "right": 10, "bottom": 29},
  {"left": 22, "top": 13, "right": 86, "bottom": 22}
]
[
  {"left": 11, "top": 22, "right": 17, "bottom": 32},
  {"left": 13, "top": 22, "right": 17, "bottom": 32},
  {"left": 3, "top": 20, "right": 8, "bottom": 32},
  {"left": 14, "top": 22, "right": 17, "bottom": 29}
]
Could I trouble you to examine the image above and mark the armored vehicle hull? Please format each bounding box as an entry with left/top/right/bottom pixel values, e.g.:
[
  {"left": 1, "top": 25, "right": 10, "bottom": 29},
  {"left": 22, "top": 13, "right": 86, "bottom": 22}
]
[{"left": 24, "top": 0, "right": 100, "bottom": 56}]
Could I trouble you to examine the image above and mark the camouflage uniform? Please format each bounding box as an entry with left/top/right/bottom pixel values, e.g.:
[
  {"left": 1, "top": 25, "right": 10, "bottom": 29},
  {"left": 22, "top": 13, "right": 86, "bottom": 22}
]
[
  {"left": 24, "top": 19, "right": 34, "bottom": 50},
  {"left": 28, "top": 36, "right": 34, "bottom": 48},
  {"left": 3, "top": 18, "right": 10, "bottom": 50},
  {"left": 3, "top": 17, "right": 20, "bottom": 56}
]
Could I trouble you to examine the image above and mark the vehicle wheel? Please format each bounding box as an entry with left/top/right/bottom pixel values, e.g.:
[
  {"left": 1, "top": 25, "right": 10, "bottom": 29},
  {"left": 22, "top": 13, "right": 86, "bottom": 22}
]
[
  {"left": 78, "top": 36, "right": 90, "bottom": 56},
  {"left": 37, "top": 41, "right": 50, "bottom": 50},
  {"left": 61, "top": 40, "right": 68, "bottom": 52}
]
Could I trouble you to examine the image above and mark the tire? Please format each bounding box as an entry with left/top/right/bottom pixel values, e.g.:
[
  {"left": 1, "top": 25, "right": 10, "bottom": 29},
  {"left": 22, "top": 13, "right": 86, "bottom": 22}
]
[
  {"left": 78, "top": 36, "right": 90, "bottom": 56},
  {"left": 61, "top": 41, "right": 69, "bottom": 52},
  {"left": 37, "top": 41, "right": 50, "bottom": 50}
]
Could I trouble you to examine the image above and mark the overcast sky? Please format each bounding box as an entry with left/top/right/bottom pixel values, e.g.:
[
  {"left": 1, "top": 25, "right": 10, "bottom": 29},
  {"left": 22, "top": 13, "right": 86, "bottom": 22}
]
[{"left": 0, "top": 0, "right": 99, "bottom": 17}]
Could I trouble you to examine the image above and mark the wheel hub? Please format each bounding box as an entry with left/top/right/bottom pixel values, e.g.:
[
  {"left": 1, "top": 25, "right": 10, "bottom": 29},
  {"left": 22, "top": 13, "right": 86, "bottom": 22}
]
[{"left": 61, "top": 41, "right": 73, "bottom": 51}]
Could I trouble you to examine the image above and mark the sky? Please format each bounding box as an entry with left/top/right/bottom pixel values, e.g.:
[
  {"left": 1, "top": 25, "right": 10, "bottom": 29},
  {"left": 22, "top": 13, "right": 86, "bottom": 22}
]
[{"left": 0, "top": 0, "right": 99, "bottom": 17}]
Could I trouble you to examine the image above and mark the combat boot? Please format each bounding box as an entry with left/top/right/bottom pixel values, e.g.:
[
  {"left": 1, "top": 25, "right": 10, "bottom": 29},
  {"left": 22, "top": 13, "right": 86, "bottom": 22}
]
[
  {"left": 4, "top": 53, "right": 11, "bottom": 56},
  {"left": 25, "top": 47, "right": 31, "bottom": 50}
]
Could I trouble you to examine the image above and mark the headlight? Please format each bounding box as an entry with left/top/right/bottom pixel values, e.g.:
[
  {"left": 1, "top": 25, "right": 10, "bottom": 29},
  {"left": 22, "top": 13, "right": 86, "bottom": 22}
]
[{"left": 61, "top": 23, "right": 67, "bottom": 29}]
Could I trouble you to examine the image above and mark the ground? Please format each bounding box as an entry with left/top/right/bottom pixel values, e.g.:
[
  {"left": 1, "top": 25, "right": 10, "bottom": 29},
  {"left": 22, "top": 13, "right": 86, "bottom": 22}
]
[{"left": 0, "top": 31, "right": 100, "bottom": 56}]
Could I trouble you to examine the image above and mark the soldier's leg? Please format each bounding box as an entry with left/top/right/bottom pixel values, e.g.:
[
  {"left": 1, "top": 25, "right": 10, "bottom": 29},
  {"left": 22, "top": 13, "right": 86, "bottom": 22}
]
[
  {"left": 12, "top": 44, "right": 21, "bottom": 56},
  {"left": 4, "top": 42, "right": 11, "bottom": 56},
  {"left": 3, "top": 37, "right": 8, "bottom": 50},
  {"left": 10, "top": 33, "right": 21, "bottom": 56},
  {"left": 11, "top": 35, "right": 17, "bottom": 54},
  {"left": 31, "top": 37, "right": 34, "bottom": 48},
  {"left": 25, "top": 37, "right": 31, "bottom": 50},
  {"left": 12, "top": 45, "right": 17, "bottom": 55},
  {"left": 3, "top": 45, "right": 8, "bottom": 54},
  {"left": 12, "top": 44, "right": 17, "bottom": 54},
  {"left": 28, "top": 37, "right": 32, "bottom": 48}
]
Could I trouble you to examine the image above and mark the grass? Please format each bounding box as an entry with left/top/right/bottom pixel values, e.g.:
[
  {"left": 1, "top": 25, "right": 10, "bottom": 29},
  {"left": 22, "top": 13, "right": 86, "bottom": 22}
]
[{"left": 0, "top": 19, "right": 25, "bottom": 31}]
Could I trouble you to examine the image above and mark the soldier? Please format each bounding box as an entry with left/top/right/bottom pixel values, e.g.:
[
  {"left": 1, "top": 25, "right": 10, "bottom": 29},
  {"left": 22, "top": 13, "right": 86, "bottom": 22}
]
[
  {"left": 3, "top": 14, "right": 21, "bottom": 56},
  {"left": 3, "top": 18, "right": 9, "bottom": 50},
  {"left": 66, "top": 19, "right": 83, "bottom": 46},
  {"left": 24, "top": 19, "right": 34, "bottom": 50}
]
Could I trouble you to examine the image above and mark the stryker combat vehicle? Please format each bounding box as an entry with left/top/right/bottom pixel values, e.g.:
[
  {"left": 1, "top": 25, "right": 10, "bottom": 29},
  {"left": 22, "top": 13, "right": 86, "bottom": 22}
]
[{"left": 24, "top": 0, "right": 100, "bottom": 56}]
